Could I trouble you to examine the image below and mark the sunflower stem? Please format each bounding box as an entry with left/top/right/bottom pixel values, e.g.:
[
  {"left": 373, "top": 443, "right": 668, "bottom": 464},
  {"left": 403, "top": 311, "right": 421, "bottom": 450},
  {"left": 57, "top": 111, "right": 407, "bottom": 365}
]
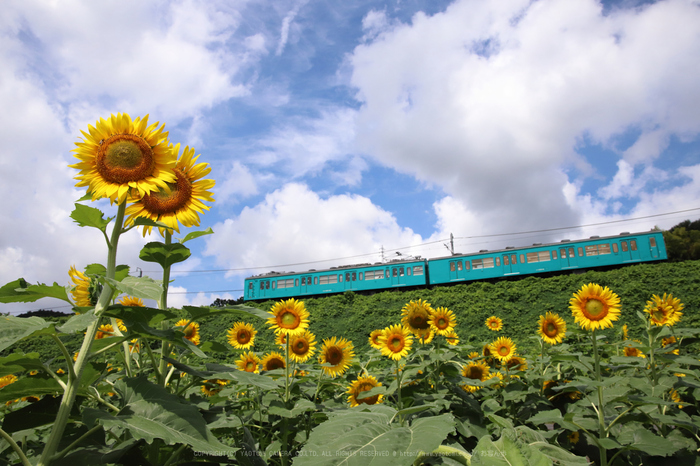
[
  {"left": 38, "top": 201, "right": 126, "bottom": 466},
  {"left": 158, "top": 230, "right": 173, "bottom": 386},
  {"left": 591, "top": 329, "right": 608, "bottom": 466},
  {"left": 0, "top": 427, "right": 32, "bottom": 466}
]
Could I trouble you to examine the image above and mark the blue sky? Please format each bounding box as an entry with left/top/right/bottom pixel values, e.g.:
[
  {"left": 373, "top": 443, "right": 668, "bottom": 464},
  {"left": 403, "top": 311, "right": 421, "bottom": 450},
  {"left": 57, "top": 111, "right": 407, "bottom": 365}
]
[{"left": 1, "top": 0, "right": 699, "bottom": 314}]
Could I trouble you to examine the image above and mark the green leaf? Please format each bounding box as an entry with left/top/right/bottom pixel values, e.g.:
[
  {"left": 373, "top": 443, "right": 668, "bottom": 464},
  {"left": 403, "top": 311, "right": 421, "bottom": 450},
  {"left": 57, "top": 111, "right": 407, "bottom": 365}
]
[
  {"left": 139, "top": 241, "right": 191, "bottom": 268},
  {"left": 294, "top": 409, "right": 455, "bottom": 465},
  {"left": 83, "top": 264, "right": 130, "bottom": 282},
  {"left": 133, "top": 216, "right": 172, "bottom": 230},
  {"left": 616, "top": 428, "right": 681, "bottom": 456},
  {"left": 1, "top": 394, "right": 63, "bottom": 433},
  {"left": 84, "top": 377, "right": 238, "bottom": 455},
  {"left": 0, "top": 375, "right": 64, "bottom": 405},
  {"left": 103, "top": 305, "right": 176, "bottom": 328},
  {"left": 104, "top": 276, "right": 162, "bottom": 302},
  {"left": 0, "top": 316, "right": 52, "bottom": 352},
  {"left": 178, "top": 227, "right": 214, "bottom": 244},
  {"left": 267, "top": 399, "right": 316, "bottom": 418},
  {"left": 0, "top": 353, "right": 46, "bottom": 377},
  {"left": 70, "top": 203, "right": 112, "bottom": 231},
  {"left": 0, "top": 278, "right": 71, "bottom": 304},
  {"left": 472, "top": 431, "right": 550, "bottom": 466},
  {"left": 57, "top": 309, "right": 98, "bottom": 334}
]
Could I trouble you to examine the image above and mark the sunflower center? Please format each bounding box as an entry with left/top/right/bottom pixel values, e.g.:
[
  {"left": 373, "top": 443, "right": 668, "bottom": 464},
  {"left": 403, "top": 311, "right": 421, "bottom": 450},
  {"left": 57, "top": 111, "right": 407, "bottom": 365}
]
[
  {"left": 182, "top": 325, "right": 195, "bottom": 337},
  {"left": 651, "top": 308, "right": 666, "bottom": 321},
  {"left": 327, "top": 347, "right": 343, "bottom": 365},
  {"left": 96, "top": 134, "right": 155, "bottom": 183},
  {"left": 293, "top": 339, "right": 309, "bottom": 354},
  {"left": 584, "top": 299, "right": 606, "bottom": 319},
  {"left": 498, "top": 346, "right": 509, "bottom": 356},
  {"left": 267, "top": 359, "right": 284, "bottom": 370},
  {"left": 437, "top": 318, "right": 447, "bottom": 329},
  {"left": 465, "top": 367, "right": 483, "bottom": 380},
  {"left": 409, "top": 312, "right": 430, "bottom": 329},
  {"left": 237, "top": 330, "right": 251, "bottom": 344},
  {"left": 140, "top": 169, "right": 193, "bottom": 215},
  {"left": 357, "top": 383, "right": 379, "bottom": 404},
  {"left": 245, "top": 361, "right": 255, "bottom": 371},
  {"left": 545, "top": 322, "right": 558, "bottom": 336},
  {"left": 279, "top": 311, "right": 300, "bottom": 329},
  {"left": 389, "top": 336, "right": 403, "bottom": 351}
]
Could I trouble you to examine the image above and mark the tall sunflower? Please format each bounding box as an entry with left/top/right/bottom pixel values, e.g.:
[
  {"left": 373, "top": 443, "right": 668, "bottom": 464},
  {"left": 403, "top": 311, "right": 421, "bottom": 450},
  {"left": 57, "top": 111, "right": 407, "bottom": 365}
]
[
  {"left": 461, "top": 361, "right": 490, "bottom": 393},
  {"left": 644, "top": 293, "right": 683, "bottom": 327},
  {"left": 623, "top": 345, "right": 646, "bottom": 358},
  {"left": 70, "top": 113, "right": 177, "bottom": 204},
  {"left": 124, "top": 143, "right": 215, "bottom": 235},
  {"left": 489, "top": 337, "right": 517, "bottom": 363},
  {"left": 569, "top": 283, "right": 621, "bottom": 331},
  {"left": 68, "top": 265, "right": 98, "bottom": 307},
  {"left": 537, "top": 312, "right": 567, "bottom": 345},
  {"left": 485, "top": 316, "right": 503, "bottom": 331},
  {"left": 445, "top": 330, "right": 459, "bottom": 346},
  {"left": 0, "top": 374, "right": 18, "bottom": 389},
  {"left": 261, "top": 352, "right": 286, "bottom": 371},
  {"left": 227, "top": 322, "right": 257, "bottom": 350},
  {"left": 429, "top": 307, "right": 457, "bottom": 336},
  {"left": 401, "top": 299, "right": 433, "bottom": 339},
  {"left": 174, "top": 319, "right": 200, "bottom": 345},
  {"left": 267, "top": 298, "right": 310, "bottom": 336},
  {"left": 379, "top": 325, "right": 413, "bottom": 361},
  {"left": 347, "top": 375, "right": 383, "bottom": 407},
  {"left": 236, "top": 351, "right": 260, "bottom": 373},
  {"left": 201, "top": 379, "right": 228, "bottom": 397},
  {"left": 368, "top": 329, "right": 383, "bottom": 350},
  {"left": 318, "top": 336, "right": 355, "bottom": 377},
  {"left": 118, "top": 296, "right": 144, "bottom": 307},
  {"left": 288, "top": 330, "right": 317, "bottom": 363},
  {"left": 95, "top": 324, "right": 116, "bottom": 339}
]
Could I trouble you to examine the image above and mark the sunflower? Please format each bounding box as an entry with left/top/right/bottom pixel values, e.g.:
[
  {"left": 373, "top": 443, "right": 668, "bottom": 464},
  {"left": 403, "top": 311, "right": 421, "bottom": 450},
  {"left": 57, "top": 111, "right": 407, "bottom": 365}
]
[
  {"left": 505, "top": 356, "right": 528, "bottom": 371},
  {"left": 68, "top": 265, "right": 98, "bottom": 307},
  {"left": 118, "top": 296, "right": 144, "bottom": 307},
  {"left": 174, "top": 319, "right": 200, "bottom": 345},
  {"left": 275, "top": 333, "right": 288, "bottom": 346},
  {"left": 644, "top": 293, "right": 684, "bottom": 327},
  {"left": 95, "top": 324, "right": 116, "bottom": 339},
  {"left": 318, "top": 336, "right": 355, "bottom": 377},
  {"left": 445, "top": 330, "right": 459, "bottom": 346},
  {"left": 429, "top": 307, "right": 457, "bottom": 336},
  {"left": 347, "top": 375, "right": 383, "bottom": 407},
  {"left": 261, "top": 352, "right": 286, "bottom": 372},
  {"left": 485, "top": 316, "right": 503, "bottom": 331},
  {"left": 623, "top": 346, "right": 646, "bottom": 358},
  {"left": 537, "top": 312, "right": 567, "bottom": 345},
  {"left": 622, "top": 324, "right": 629, "bottom": 341},
  {"left": 0, "top": 374, "right": 18, "bottom": 389},
  {"left": 368, "top": 330, "right": 383, "bottom": 350},
  {"left": 461, "top": 361, "right": 490, "bottom": 393},
  {"left": 379, "top": 325, "right": 413, "bottom": 361},
  {"left": 70, "top": 113, "right": 177, "bottom": 204},
  {"left": 124, "top": 143, "right": 215, "bottom": 236},
  {"left": 489, "top": 337, "right": 517, "bottom": 363},
  {"left": 401, "top": 299, "right": 433, "bottom": 339},
  {"left": 417, "top": 330, "right": 435, "bottom": 344},
  {"left": 227, "top": 322, "right": 257, "bottom": 350},
  {"left": 569, "top": 283, "right": 621, "bottom": 331},
  {"left": 201, "top": 379, "right": 228, "bottom": 397},
  {"left": 482, "top": 344, "right": 492, "bottom": 357},
  {"left": 468, "top": 351, "right": 479, "bottom": 359},
  {"left": 236, "top": 351, "right": 261, "bottom": 373},
  {"left": 568, "top": 431, "right": 580, "bottom": 445},
  {"left": 288, "top": 330, "right": 317, "bottom": 363},
  {"left": 670, "top": 389, "right": 684, "bottom": 409},
  {"left": 267, "top": 298, "right": 310, "bottom": 336}
]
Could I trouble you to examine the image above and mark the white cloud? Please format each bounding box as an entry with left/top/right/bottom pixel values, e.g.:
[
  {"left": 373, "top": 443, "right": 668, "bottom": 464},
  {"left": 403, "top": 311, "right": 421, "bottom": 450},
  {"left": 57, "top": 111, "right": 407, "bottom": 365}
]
[
  {"left": 350, "top": 0, "right": 700, "bottom": 235},
  {"left": 204, "top": 183, "right": 423, "bottom": 275},
  {"left": 217, "top": 161, "right": 260, "bottom": 204}
]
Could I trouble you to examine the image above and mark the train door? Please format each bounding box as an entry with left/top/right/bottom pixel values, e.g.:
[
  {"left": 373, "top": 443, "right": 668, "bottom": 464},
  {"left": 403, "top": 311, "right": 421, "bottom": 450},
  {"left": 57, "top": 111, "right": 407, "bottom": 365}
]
[
  {"left": 648, "top": 236, "right": 661, "bottom": 259},
  {"left": 258, "top": 279, "right": 271, "bottom": 298},
  {"left": 501, "top": 254, "right": 515, "bottom": 274},
  {"left": 449, "top": 260, "right": 464, "bottom": 280},
  {"left": 344, "top": 272, "right": 357, "bottom": 290},
  {"left": 247, "top": 281, "right": 255, "bottom": 299},
  {"left": 559, "top": 247, "right": 577, "bottom": 268},
  {"left": 390, "top": 266, "right": 405, "bottom": 286},
  {"left": 301, "top": 275, "right": 312, "bottom": 294},
  {"left": 619, "top": 239, "right": 640, "bottom": 261}
]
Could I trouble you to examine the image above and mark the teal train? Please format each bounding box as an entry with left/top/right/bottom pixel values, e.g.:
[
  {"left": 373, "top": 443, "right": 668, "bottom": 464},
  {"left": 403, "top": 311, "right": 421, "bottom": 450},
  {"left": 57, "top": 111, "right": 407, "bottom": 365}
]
[{"left": 243, "top": 230, "right": 666, "bottom": 301}]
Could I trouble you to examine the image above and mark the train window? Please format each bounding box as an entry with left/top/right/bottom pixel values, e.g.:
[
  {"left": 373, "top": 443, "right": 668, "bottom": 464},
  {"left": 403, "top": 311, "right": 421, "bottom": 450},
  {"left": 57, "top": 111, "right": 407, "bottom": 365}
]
[
  {"left": 450, "top": 262, "right": 456, "bottom": 272},
  {"left": 346, "top": 273, "right": 351, "bottom": 282},
  {"left": 272, "top": 282, "right": 276, "bottom": 289},
  {"left": 393, "top": 268, "right": 398, "bottom": 277},
  {"left": 538, "top": 251, "right": 551, "bottom": 261},
  {"left": 520, "top": 254, "right": 525, "bottom": 263},
  {"left": 496, "top": 257, "right": 500, "bottom": 266},
  {"left": 359, "top": 272, "right": 363, "bottom": 280},
  {"left": 630, "top": 240, "right": 637, "bottom": 251},
  {"left": 339, "top": 274, "right": 343, "bottom": 282},
  {"left": 399, "top": 268, "right": 404, "bottom": 276},
  {"left": 612, "top": 243, "right": 619, "bottom": 253},
  {"left": 314, "top": 277, "right": 318, "bottom": 285},
  {"left": 260, "top": 282, "right": 264, "bottom": 290},
  {"left": 265, "top": 281, "right": 270, "bottom": 289},
  {"left": 465, "top": 261, "right": 470, "bottom": 270},
  {"left": 650, "top": 237, "right": 657, "bottom": 247},
  {"left": 472, "top": 259, "right": 482, "bottom": 269},
  {"left": 621, "top": 241, "right": 628, "bottom": 252},
  {"left": 526, "top": 252, "right": 538, "bottom": 263},
  {"left": 560, "top": 248, "right": 566, "bottom": 258},
  {"left": 319, "top": 274, "right": 338, "bottom": 284},
  {"left": 599, "top": 244, "right": 611, "bottom": 255},
  {"left": 504, "top": 255, "right": 509, "bottom": 265},
  {"left": 295, "top": 279, "right": 299, "bottom": 286},
  {"left": 407, "top": 268, "right": 411, "bottom": 275},
  {"left": 511, "top": 254, "right": 516, "bottom": 264},
  {"left": 301, "top": 277, "right": 306, "bottom": 285},
  {"left": 386, "top": 269, "right": 390, "bottom": 279},
  {"left": 352, "top": 272, "right": 356, "bottom": 281},
  {"left": 568, "top": 247, "right": 574, "bottom": 258},
  {"left": 413, "top": 265, "right": 424, "bottom": 275},
  {"left": 578, "top": 247, "right": 583, "bottom": 256},
  {"left": 249, "top": 282, "right": 253, "bottom": 289},
  {"left": 552, "top": 250, "right": 557, "bottom": 259},
  {"left": 585, "top": 245, "right": 598, "bottom": 256},
  {"left": 457, "top": 261, "right": 463, "bottom": 271}
]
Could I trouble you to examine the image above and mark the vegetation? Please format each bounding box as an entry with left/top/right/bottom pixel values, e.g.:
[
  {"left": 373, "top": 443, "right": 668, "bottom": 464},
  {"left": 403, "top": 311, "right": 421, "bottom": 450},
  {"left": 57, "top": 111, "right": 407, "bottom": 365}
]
[{"left": 664, "top": 219, "right": 700, "bottom": 261}]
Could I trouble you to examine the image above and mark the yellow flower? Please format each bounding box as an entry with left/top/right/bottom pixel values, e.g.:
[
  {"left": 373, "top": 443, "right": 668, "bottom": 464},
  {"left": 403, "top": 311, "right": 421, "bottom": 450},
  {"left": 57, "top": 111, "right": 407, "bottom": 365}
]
[
  {"left": 70, "top": 113, "right": 177, "bottom": 204},
  {"left": 670, "top": 389, "right": 684, "bottom": 409},
  {"left": 368, "top": 329, "right": 383, "bottom": 350},
  {"left": 537, "top": 312, "right": 567, "bottom": 345},
  {"left": 318, "top": 336, "right": 355, "bottom": 377},
  {"left": 95, "top": 324, "right": 116, "bottom": 339},
  {"left": 401, "top": 299, "right": 433, "bottom": 339},
  {"left": 505, "top": 356, "right": 528, "bottom": 371},
  {"left": 489, "top": 337, "right": 517, "bottom": 363},
  {"left": 429, "top": 307, "right": 457, "bottom": 336},
  {"left": 569, "top": 283, "right": 621, "bottom": 331},
  {"left": 236, "top": 351, "right": 260, "bottom": 373},
  {"left": 261, "top": 352, "right": 286, "bottom": 372},
  {"left": 379, "top": 325, "right": 413, "bottom": 361},
  {"left": 275, "top": 333, "right": 287, "bottom": 346},
  {"left": 485, "top": 316, "right": 503, "bottom": 331},
  {"left": 175, "top": 319, "right": 200, "bottom": 345},
  {"left": 623, "top": 346, "right": 646, "bottom": 358},
  {"left": 468, "top": 351, "right": 479, "bottom": 359},
  {"left": 118, "top": 296, "right": 144, "bottom": 307},
  {"left": 417, "top": 330, "right": 435, "bottom": 344},
  {"left": 124, "top": 143, "right": 215, "bottom": 236},
  {"left": 0, "top": 374, "right": 18, "bottom": 389},
  {"left": 267, "top": 299, "right": 310, "bottom": 336},
  {"left": 461, "top": 361, "right": 490, "bottom": 393},
  {"left": 201, "top": 379, "right": 228, "bottom": 397},
  {"left": 347, "top": 375, "right": 383, "bottom": 407},
  {"left": 444, "top": 330, "right": 459, "bottom": 346},
  {"left": 622, "top": 324, "right": 629, "bottom": 341},
  {"left": 568, "top": 431, "right": 580, "bottom": 445},
  {"left": 68, "top": 265, "right": 95, "bottom": 307},
  {"left": 227, "top": 322, "right": 257, "bottom": 350},
  {"left": 644, "top": 293, "right": 683, "bottom": 327},
  {"left": 288, "top": 330, "right": 317, "bottom": 363}
]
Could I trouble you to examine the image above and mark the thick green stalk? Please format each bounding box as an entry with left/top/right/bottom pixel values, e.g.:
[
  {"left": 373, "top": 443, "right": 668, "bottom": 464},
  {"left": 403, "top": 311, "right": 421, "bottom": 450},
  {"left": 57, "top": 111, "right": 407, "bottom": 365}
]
[
  {"left": 158, "top": 230, "right": 173, "bottom": 385},
  {"left": 39, "top": 201, "right": 126, "bottom": 466},
  {"left": 591, "top": 330, "right": 608, "bottom": 466}
]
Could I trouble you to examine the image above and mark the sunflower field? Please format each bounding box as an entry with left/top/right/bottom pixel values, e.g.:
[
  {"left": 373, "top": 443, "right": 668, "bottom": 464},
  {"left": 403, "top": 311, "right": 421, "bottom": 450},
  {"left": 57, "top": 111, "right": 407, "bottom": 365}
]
[{"left": 1, "top": 113, "right": 700, "bottom": 466}]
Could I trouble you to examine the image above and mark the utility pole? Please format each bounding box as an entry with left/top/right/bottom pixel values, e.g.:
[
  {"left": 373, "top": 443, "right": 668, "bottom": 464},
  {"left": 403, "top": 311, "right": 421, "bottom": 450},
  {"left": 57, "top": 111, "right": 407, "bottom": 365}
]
[{"left": 443, "top": 233, "right": 454, "bottom": 255}]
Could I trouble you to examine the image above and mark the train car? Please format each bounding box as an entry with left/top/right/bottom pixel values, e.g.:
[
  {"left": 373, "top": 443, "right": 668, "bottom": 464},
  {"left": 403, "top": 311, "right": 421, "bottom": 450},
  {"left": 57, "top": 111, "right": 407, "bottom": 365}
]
[
  {"left": 244, "top": 258, "right": 428, "bottom": 301},
  {"left": 427, "top": 230, "right": 666, "bottom": 286}
]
